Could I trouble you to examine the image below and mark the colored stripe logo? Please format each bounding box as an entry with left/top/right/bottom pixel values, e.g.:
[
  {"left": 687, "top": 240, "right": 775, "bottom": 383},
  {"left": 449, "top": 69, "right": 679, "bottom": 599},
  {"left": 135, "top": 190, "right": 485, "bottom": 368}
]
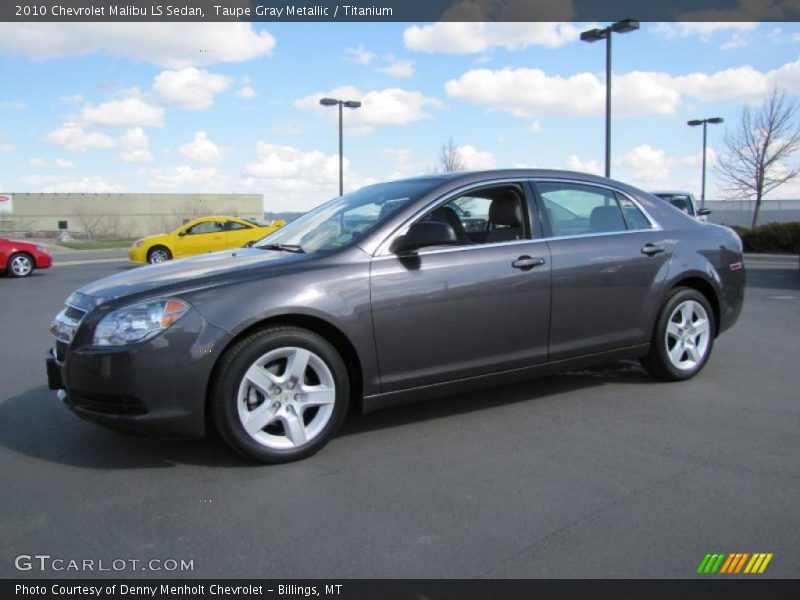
[{"left": 697, "top": 553, "right": 773, "bottom": 574}]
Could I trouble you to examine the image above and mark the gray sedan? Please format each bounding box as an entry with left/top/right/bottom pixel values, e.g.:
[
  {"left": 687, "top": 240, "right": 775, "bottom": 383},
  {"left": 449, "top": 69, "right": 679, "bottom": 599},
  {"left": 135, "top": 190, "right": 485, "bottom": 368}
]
[{"left": 47, "top": 170, "right": 745, "bottom": 463}]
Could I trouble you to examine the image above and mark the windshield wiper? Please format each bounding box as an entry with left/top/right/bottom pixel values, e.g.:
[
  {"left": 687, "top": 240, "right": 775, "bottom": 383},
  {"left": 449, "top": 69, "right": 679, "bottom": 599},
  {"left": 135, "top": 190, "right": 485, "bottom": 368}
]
[{"left": 260, "top": 243, "right": 305, "bottom": 254}]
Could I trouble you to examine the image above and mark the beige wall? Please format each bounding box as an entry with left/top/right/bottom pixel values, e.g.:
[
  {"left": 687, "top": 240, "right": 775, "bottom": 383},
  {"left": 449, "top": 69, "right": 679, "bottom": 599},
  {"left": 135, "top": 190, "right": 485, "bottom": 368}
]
[{"left": 0, "top": 193, "right": 263, "bottom": 238}]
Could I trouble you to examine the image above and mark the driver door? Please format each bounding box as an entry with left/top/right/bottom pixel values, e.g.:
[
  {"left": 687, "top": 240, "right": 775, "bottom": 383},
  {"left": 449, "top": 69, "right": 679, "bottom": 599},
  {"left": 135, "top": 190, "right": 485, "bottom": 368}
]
[
  {"left": 370, "top": 182, "right": 552, "bottom": 393},
  {"left": 174, "top": 220, "right": 227, "bottom": 257}
]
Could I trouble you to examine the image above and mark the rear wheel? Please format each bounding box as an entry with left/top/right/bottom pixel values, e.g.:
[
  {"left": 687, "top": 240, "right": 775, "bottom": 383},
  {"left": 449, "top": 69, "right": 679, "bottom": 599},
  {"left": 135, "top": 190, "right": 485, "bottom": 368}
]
[
  {"left": 641, "top": 287, "right": 715, "bottom": 381},
  {"left": 210, "top": 326, "right": 350, "bottom": 463},
  {"left": 8, "top": 253, "right": 34, "bottom": 277},
  {"left": 147, "top": 246, "right": 172, "bottom": 264}
]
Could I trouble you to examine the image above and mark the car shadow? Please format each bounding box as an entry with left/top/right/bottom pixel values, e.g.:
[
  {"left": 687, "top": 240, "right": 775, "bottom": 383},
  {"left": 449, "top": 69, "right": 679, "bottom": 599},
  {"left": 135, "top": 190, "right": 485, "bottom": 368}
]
[{"left": 0, "top": 361, "right": 653, "bottom": 469}]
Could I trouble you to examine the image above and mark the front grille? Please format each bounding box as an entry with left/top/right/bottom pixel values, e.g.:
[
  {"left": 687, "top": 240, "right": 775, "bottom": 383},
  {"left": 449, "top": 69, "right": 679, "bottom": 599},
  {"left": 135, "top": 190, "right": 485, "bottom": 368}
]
[
  {"left": 71, "top": 393, "right": 148, "bottom": 416},
  {"left": 51, "top": 302, "right": 88, "bottom": 360}
]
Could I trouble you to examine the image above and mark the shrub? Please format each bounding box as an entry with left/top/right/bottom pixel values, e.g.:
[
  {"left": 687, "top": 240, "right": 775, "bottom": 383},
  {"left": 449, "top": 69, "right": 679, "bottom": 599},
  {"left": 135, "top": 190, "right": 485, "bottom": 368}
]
[{"left": 730, "top": 221, "right": 800, "bottom": 253}]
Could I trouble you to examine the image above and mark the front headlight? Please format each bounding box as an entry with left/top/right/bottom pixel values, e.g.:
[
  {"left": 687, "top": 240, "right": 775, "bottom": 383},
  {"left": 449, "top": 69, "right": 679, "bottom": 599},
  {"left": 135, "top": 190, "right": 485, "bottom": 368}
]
[
  {"left": 132, "top": 240, "right": 145, "bottom": 248},
  {"left": 93, "top": 298, "right": 190, "bottom": 346}
]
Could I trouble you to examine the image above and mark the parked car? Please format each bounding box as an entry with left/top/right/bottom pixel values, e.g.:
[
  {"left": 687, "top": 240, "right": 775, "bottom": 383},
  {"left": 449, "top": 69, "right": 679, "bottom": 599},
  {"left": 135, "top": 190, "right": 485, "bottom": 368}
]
[
  {"left": 652, "top": 191, "right": 711, "bottom": 222},
  {"left": 48, "top": 170, "right": 745, "bottom": 463},
  {"left": 1, "top": 237, "right": 52, "bottom": 277},
  {"left": 128, "top": 216, "right": 285, "bottom": 264}
]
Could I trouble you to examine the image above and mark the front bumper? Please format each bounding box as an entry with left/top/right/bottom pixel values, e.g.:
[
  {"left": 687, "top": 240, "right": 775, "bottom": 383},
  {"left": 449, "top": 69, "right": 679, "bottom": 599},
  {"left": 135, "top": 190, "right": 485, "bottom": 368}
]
[
  {"left": 128, "top": 246, "right": 148, "bottom": 264},
  {"left": 47, "top": 310, "right": 232, "bottom": 439}
]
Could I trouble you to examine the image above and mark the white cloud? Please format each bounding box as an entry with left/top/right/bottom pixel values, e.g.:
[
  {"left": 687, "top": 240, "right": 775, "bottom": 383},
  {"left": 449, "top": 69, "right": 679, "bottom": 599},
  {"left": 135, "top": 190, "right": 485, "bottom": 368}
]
[
  {"left": 55, "top": 158, "right": 76, "bottom": 169},
  {"left": 45, "top": 121, "right": 116, "bottom": 152},
  {"left": 0, "top": 135, "right": 15, "bottom": 152},
  {"left": 565, "top": 155, "right": 602, "bottom": 176},
  {"left": 445, "top": 59, "right": 800, "bottom": 119},
  {"left": 59, "top": 94, "right": 83, "bottom": 104},
  {"left": 29, "top": 157, "right": 48, "bottom": 167},
  {"left": 80, "top": 92, "right": 165, "bottom": 127},
  {"left": 153, "top": 67, "right": 232, "bottom": 110},
  {"left": 270, "top": 123, "right": 305, "bottom": 136},
  {"left": 236, "top": 85, "right": 256, "bottom": 99},
  {"left": 28, "top": 157, "right": 75, "bottom": 168},
  {"left": 613, "top": 145, "right": 674, "bottom": 182},
  {"left": 375, "top": 57, "right": 415, "bottom": 79},
  {"left": 179, "top": 131, "right": 223, "bottom": 164},
  {"left": 404, "top": 22, "right": 581, "bottom": 54},
  {"left": 383, "top": 147, "right": 430, "bottom": 180},
  {"left": 343, "top": 44, "right": 376, "bottom": 65},
  {"left": 0, "top": 23, "right": 275, "bottom": 68},
  {"left": 119, "top": 127, "right": 153, "bottom": 163},
  {"left": 43, "top": 176, "right": 125, "bottom": 193},
  {"left": 295, "top": 85, "right": 443, "bottom": 134},
  {"left": 243, "top": 142, "right": 372, "bottom": 211},
  {"left": 457, "top": 145, "right": 496, "bottom": 170},
  {"left": 149, "top": 165, "right": 219, "bottom": 190},
  {"left": 654, "top": 22, "right": 758, "bottom": 41},
  {"left": 530, "top": 121, "right": 542, "bottom": 134}
]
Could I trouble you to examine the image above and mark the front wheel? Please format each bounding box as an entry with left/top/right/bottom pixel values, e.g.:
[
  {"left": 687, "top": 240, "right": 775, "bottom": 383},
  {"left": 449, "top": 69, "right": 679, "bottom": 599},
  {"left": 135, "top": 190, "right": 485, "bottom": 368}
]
[
  {"left": 210, "top": 326, "right": 350, "bottom": 463},
  {"left": 640, "top": 287, "right": 715, "bottom": 381},
  {"left": 147, "top": 246, "right": 172, "bottom": 264},
  {"left": 8, "top": 253, "right": 34, "bottom": 277}
]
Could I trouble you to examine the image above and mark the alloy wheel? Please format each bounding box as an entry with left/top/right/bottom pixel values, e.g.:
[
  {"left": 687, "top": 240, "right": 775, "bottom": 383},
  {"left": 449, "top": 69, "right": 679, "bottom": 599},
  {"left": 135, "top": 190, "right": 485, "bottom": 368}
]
[
  {"left": 10, "top": 254, "right": 33, "bottom": 277},
  {"left": 664, "top": 300, "right": 711, "bottom": 371},
  {"left": 237, "top": 346, "right": 336, "bottom": 450}
]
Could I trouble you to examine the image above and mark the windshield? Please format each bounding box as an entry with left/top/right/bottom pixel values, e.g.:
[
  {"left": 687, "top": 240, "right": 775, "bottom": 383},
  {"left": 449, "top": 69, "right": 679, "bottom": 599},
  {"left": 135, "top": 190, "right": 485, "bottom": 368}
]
[
  {"left": 254, "top": 180, "right": 436, "bottom": 254},
  {"left": 654, "top": 193, "right": 695, "bottom": 216}
]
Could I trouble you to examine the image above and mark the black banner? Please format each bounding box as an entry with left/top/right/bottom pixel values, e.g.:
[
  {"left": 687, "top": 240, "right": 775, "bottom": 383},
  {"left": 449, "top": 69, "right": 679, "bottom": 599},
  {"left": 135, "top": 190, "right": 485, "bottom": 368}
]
[
  {"left": 5, "top": 579, "right": 800, "bottom": 600},
  {"left": 3, "top": 0, "right": 800, "bottom": 22}
]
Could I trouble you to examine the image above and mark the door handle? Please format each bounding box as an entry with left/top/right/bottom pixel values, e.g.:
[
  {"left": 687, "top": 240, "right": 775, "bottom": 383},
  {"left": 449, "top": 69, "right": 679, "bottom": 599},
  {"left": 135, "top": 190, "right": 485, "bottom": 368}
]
[
  {"left": 641, "top": 243, "right": 665, "bottom": 256},
  {"left": 512, "top": 256, "right": 546, "bottom": 270}
]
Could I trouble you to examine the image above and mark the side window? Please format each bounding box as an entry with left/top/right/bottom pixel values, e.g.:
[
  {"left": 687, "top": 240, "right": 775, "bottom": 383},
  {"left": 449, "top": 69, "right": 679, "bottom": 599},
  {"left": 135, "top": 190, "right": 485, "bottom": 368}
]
[
  {"left": 225, "top": 221, "right": 251, "bottom": 231},
  {"left": 418, "top": 184, "right": 530, "bottom": 246},
  {"left": 537, "top": 182, "right": 626, "bottom": 236},
  {"left": 187, "top": 221, "right": 224, "bottom": 235},
  {"left": 617, "top": 195, "right": 652, "bottom": 231}
]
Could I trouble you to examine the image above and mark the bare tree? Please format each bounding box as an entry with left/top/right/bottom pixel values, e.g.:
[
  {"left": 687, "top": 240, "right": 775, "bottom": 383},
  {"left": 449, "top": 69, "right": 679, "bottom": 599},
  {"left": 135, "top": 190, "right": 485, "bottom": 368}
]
[
  {"left": 438, "top": 138, "right": 465, "bottom": 173},
  {"left": 715, "top": 87, "right": 800, "bottom": 228}
]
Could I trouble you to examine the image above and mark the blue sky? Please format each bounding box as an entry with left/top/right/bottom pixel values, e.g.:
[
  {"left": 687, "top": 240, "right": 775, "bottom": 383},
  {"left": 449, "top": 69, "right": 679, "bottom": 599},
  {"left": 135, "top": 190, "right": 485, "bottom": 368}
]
[{"left": 0, "top": 21, "right": 799, "bottom": 210}]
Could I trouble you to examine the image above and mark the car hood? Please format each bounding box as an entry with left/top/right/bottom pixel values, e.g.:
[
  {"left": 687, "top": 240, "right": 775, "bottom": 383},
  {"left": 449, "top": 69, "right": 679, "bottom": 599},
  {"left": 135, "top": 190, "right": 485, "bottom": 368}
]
[{"left": 73, "top": 248, "right": 307, "bottom": 305}]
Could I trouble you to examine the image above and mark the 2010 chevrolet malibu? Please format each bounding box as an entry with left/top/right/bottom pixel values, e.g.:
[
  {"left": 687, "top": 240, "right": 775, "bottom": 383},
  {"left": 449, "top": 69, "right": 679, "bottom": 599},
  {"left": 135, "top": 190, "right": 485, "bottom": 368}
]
[{"left": 47, "top": 170, "right": 745, "bottom": 463}]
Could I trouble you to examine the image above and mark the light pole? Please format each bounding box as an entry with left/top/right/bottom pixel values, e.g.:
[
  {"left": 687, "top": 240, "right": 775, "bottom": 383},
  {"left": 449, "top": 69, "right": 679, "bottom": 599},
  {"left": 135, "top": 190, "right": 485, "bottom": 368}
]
[
  {"left": 580, "top": 19, "right": 639, "bottom": 178},
  {"left": 319, "top": 97, "right": 361, "bottom": 196},
  {"left": 687, "top": 117, "right": 723, "bottom": 210}
]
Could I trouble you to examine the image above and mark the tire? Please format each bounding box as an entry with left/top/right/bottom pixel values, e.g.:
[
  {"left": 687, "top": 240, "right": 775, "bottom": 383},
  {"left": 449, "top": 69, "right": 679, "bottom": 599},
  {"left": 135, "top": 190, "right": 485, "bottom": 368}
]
[
  {"left": 7, "top": 253, "right": 34, "bottom": 278},
  {"left": 147, "top": 246, "right": 172, "bottom": 264},
  {"left": 210, "top": 326, "right": 350, "bottom": 464},
  {"left": 640, "top": 287, "right": 716, "bottom": 381}
]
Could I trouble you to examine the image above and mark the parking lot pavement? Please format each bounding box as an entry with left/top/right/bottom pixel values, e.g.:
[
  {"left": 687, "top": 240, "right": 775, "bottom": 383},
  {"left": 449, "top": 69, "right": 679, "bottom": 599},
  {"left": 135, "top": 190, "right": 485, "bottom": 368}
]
[{"left": 0, "top": 259, "right": 798, "bottom": 579}]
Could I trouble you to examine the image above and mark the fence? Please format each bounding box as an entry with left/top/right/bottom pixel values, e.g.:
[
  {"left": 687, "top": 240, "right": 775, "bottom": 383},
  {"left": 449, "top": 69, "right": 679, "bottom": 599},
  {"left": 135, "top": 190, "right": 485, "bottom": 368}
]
[{"left": 705, "top": 199, "right": 800, "bottom": 227}]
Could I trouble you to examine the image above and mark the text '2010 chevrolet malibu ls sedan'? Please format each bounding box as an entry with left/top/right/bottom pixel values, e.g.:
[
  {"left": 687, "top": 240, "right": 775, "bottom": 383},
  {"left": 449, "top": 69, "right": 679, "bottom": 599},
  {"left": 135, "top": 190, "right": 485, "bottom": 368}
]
[{"left": 47, "top": 170, "right": 745, "bottom": 463}]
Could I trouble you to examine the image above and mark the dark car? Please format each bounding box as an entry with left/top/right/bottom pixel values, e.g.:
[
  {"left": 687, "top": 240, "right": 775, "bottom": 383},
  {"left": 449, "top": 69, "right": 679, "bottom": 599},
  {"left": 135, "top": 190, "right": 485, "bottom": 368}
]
[
  {"left": 1, "top": 237, "right": 53, "bottom": 277},
  {"left": 48, "top": 170, "right": 745, "bottom": 463}
]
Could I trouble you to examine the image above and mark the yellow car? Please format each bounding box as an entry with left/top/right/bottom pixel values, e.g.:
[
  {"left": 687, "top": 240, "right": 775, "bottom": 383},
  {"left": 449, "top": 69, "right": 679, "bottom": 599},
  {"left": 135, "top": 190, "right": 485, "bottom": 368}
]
[{"left": 129, "top": 216, "right": 284, "bottom": 264}]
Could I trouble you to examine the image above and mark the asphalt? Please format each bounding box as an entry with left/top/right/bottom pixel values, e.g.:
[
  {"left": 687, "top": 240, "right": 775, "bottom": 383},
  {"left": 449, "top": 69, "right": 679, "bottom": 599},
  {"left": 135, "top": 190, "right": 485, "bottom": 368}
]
[{"left": 0, "top": 258, "right": 798, "bottom": 579}]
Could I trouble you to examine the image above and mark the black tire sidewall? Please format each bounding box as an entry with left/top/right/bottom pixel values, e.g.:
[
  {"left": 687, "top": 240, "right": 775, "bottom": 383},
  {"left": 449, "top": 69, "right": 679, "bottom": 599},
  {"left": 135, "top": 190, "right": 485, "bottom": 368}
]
[
  {"left": 652, "top": 288, "right": 716, "bottom": 380},
  {"left": 212, "top": 328, "right": 350, "bottom": 463},
  {"left": 8, "top": 253, "right": 33, "bottom": 277}
]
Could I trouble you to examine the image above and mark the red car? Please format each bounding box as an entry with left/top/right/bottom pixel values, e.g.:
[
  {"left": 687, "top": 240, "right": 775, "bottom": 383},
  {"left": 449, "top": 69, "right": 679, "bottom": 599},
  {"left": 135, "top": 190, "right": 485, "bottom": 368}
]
[{"left": 0, "top": 237, "right": 53, "bottom": 277}]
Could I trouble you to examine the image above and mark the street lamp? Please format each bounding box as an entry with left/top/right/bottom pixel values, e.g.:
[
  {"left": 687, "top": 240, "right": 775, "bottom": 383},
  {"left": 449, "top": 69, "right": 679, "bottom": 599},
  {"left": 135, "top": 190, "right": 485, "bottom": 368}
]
[
  {"left": 319, "top": 97, "right": 362, "bottom": 196},
  {"left": 581, "top": 19, "right": 640, "bottom": 178},
  {"left": 687, "top": 117, "right": 724, "bottom": 210}
]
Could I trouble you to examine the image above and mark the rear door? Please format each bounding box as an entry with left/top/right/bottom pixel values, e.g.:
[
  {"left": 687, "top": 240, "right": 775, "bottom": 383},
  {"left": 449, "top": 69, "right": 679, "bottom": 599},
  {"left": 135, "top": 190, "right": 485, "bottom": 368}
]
[
  {"left": 370, "top": 182, "right": 552, "bottom": 392},
  {"left": 224, "top": 219, "right": 258, "bottom": 247},
  {"left": 533, "top": 180, "right": 673, "bottom": 360}
]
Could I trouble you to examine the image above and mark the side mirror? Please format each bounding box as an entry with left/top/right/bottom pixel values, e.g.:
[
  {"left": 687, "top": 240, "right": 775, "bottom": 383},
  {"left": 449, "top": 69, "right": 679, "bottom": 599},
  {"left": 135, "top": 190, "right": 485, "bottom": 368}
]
[
  {"left": 391, "top": 221, "right": 458, "bottom": 254},
  {"left": 178, "top": 231, "right": 187, "bottom": 237},
  {"left": 697, "top": 208, "right": 711, "bottom": 216}
]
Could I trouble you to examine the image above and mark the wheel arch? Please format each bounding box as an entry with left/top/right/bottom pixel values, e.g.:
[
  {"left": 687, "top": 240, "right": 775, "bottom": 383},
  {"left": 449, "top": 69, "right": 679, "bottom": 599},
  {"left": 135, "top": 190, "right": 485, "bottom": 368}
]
[
  {"left": 668, "top": 276, "right": 721, "bottom": 337},
  {"left": 205, "top": 313, "right": 365, "bottom": 424}
]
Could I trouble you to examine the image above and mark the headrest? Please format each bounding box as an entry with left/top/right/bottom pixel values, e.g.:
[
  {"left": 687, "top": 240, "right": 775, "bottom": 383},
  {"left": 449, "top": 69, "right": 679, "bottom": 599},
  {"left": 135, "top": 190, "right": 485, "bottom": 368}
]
[
  {"left": 489, "top": 193, "right": 522, "bottom": 227},
  {"left": 590, "top": 205, "right": 626, "bottom": 232}
]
